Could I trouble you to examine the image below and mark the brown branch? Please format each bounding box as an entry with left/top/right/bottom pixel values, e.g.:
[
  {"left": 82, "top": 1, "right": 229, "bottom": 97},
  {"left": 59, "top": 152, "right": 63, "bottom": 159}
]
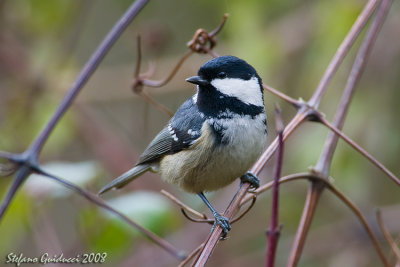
[
  {"left": 230, "top": 196, "right": 256, "bottom": 224},
  {"left": 308, "top": 0, "right": 379, "bottom": 108},
  {"left": 178, "top": 243, "right": 205, "bottom": 267},
  {"left": 161, "top": 190, "right": 207, "bottom": 220},
  {"left": 35, "top": 168, "right": 186, "bottom": 260},
  {"left": 138, "top": 90, "right": 174, "bottom": 117},
  {"left": 320, "top": 116, "right": 400, "bottom": 186},
  {"left": 266, "top": 104, "right": 285, "bottom": 267},
  {"left": 287, "top": 180, "right": 325, "bottom": 267},
  {"left": 288, "top": 1, "right": 391, "bottom": 264},
  {"left": 376, "top": 209, "right": 400, "bottom": 264},
  {"left": 131, "top": 14, "right": 229, "bottom": 115},
  {"left": 140, "top": 50, "right": 193, "bottom": 88},
  {"left": 241, "top": 173, "right": 316, "bottom": 205},
  {"left": 262, "top": 83, "right": 300, "bottom": 109},
  {"left": 315, "top": 0, "right": 393, "bottom": 177},
  {"left": 326, "top": 183, "right": 390, "bottom": 266}
]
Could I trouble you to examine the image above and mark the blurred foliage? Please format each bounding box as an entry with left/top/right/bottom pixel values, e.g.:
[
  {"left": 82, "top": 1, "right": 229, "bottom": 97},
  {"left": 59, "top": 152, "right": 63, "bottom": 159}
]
[{"left": 0, "top": 0, "right": 399, "bottom": 266}]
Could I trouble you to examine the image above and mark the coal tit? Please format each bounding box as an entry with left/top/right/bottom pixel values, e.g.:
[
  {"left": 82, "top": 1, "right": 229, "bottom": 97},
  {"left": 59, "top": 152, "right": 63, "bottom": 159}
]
[{"left": 99, "top": 55, "right": 267, "bottom": 237}]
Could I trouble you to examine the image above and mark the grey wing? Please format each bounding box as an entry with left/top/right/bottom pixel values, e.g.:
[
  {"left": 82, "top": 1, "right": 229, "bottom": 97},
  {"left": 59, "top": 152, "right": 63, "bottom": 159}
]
[
  {"left": 137, "top": 98, "right": 205, "bottom": 165},
  {"left": 136, "top": 126, "right": 175, "bottom": 164}
]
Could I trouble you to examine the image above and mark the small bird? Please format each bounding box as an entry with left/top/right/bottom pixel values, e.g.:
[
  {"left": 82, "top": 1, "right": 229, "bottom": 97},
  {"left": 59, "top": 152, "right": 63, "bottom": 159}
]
[{"left": 99, "top": 55, "right": 267, "bottom": 237}]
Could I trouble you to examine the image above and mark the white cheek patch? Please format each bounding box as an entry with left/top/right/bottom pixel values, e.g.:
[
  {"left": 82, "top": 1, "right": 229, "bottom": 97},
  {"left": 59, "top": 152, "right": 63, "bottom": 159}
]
[
  {"left": 211, "top": 76, "right": 263, "bottom": 107},
  {"left": 192, "top": 87, "right": 199, "bottom": 104}
]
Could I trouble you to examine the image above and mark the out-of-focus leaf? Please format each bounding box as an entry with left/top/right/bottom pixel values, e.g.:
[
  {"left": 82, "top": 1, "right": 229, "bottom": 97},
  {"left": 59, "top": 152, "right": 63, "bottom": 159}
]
[
  {"left": 102, "top": 191, "right": 177, "bottom": 235},
  {"left": 24, "top": 161, "right": 100, "bottom": 198}
]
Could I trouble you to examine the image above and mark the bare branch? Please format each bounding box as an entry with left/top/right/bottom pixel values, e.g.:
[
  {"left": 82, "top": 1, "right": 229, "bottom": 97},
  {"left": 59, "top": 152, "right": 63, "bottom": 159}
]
[
  {"left": 161, "top": 190, "right": 207, "bottom": 220},
  {"left": 315, "top": 0, "right": 393, "bottom": 177},
  {"left": 327, "top": 183, "right": 390, "bottom": 266},
  {"left": 320, "top": 116, "right": 400, "bottom": 186},
  {"left": 376, "top": 209, "right": 400, "bottom": 264},
  {"left": 262, "top": 84, "right": 300, "bottom": 109},
  {"left": 29, "top": 0, "right": 150, "bottom": 154},
  {"left": 308, "top": 0, "right": 379, "bottom": 108},
  {"left": 0, "top": 166, "right": 31, "bottom": 220},
  {"left": 178, "top": 243, "right": 205, "bottom": 267},
  {"left": 35, "top": 168, "right": 186, "bottom": 260},
  {"left": 287, "top": 180, "right": 325, "bottom": 267},
  {"left": 266, "top": 104, "right": 285, "bottom": 267}
]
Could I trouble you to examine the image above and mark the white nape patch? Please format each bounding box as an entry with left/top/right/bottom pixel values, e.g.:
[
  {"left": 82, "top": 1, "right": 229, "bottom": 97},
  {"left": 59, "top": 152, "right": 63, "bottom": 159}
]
[
  {"left": 172, "top": 133, "right": 178, "bottom": 141},
  {"left": 211, "top": 76, "right": 263, "bottom": 107}
]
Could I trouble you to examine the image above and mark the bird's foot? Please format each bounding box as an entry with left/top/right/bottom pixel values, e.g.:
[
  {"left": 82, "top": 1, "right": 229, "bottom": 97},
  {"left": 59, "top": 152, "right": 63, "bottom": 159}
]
[
  {"left": 211, "top": 212, "right": 231, "bottom": 240},
  {"left": 240, "top": 172, "right": 260, "bottom": 190}
]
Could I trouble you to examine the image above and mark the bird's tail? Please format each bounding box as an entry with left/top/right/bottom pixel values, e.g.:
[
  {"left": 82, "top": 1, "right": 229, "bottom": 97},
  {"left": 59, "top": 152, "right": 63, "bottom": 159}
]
[{"left": 98, "top": 164, "right": 150, "bottom": 195}]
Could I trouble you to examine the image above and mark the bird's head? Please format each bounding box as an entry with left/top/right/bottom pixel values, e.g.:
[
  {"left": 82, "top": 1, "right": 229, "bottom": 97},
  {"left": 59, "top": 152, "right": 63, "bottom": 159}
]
[{"left": 186, "top": 55, "right": 263, "bottom": 107}]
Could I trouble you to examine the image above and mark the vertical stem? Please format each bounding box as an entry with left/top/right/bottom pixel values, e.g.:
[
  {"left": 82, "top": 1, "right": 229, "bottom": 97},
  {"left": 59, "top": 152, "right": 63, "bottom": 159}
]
[
  {"left": 287, "top": 181, "right": 325, "bottom": 267},
  {"left": 266, "top": 106, "right": 285, "bottom": 267}
]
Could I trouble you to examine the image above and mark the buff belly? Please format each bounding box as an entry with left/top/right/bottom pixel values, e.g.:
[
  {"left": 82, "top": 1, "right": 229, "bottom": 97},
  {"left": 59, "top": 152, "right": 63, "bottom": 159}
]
[{"left": 157, "top": 115, "right": 267, "bottom": 193}]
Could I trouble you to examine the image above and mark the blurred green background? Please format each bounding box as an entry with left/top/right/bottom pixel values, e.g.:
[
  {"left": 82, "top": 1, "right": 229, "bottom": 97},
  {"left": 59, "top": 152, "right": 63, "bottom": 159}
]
[{"left": 0, "top": 0, "right": 399, "bottom": 266}]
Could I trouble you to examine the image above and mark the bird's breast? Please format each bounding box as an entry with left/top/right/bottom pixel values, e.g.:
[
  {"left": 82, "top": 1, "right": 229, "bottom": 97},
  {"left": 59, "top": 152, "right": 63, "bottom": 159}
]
[{"left": 159, "top": 112, "right": 267, "bottom": 193}]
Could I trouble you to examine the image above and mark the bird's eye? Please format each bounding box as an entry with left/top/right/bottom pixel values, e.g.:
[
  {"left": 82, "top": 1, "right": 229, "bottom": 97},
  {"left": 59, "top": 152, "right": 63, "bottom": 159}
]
[{"left": 217, "top": 72, "right": 227, "bottom": 79}]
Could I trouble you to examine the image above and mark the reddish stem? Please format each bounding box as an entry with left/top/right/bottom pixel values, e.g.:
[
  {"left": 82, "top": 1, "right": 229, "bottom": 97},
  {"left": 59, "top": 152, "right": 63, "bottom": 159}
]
[{"left": 266, "top": 105, "right": 285, "bottom": 267}]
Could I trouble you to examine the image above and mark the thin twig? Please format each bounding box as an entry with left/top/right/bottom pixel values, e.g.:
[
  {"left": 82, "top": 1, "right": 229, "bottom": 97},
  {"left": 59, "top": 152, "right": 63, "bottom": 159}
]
[
  {"left": 326, "top": 182, "right": 390, "bottom": 266},
  {"left": 35, "top": 168, "right": 186, "bottom": 260},
  {"left": 376, "top": 209, "right": 400, "bottom": 264},
  {"left": 320, "top": 116, "right": 400, "bottom": 185},
  {"left": 241, "top": 173, "right": 316, "bottom": 205},
  {"left": 161, "top": 190, "right": 207, "bottom": 220},
  {"left": 262, "top": 84, "right": 300, "bottom": 108},
  {"left": 230, "top": 196, "right": 256, "bottom": 224},
  {"left": 178, "top": 243, "right": 205, "bottom": 267},
  {"left": 266, "top": 104, "right": 285, "bottom": 267},
  {"left": 138, "top": 90, "right": 174, "bottom": 117},
  {"left": 180, "top": 209, "right": 213, "bottom": 224},
  {"left": 140, "top": 50, "right": 193, "bottom": 88}
]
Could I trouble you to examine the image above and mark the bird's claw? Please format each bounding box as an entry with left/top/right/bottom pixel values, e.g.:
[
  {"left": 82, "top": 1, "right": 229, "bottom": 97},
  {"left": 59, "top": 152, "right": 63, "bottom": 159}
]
[
  {"left": 211, "top": 213, "right": 231, "bottom": 239},
  {"left": 240, "top": 172, "right": 260, "bottom": 190}
]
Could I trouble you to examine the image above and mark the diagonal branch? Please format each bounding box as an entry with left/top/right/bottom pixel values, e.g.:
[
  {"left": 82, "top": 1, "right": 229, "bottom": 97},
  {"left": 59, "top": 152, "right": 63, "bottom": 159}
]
[
  {"left": 288, "top": 1, "right": 392, "bottom": 265},
  {"left": 376, "top": 209, "right": 400, "bottom": 264},
  {"left": 28, "top": 0, "right": 150, "bottom": 155},
  {"left": 308, "top": 0, "right": 379, "bottom": 108},
  {"left": 320, "top": 116, "right": 400, "bottom": 185},
  {"left": 34, "top": 168, "right": 186, "bottom": 260},
  {"left": 315, "top": 0, "right": 393, "bottom": 177},
  {"left": 0, "top": 0, "right": 150, "bottom": 224},
  {"left": 0, "top": 166, "right": 31, "bottom": 220},
  {"left": 326, "top": 181, "right": 390, "bottom": 266}
]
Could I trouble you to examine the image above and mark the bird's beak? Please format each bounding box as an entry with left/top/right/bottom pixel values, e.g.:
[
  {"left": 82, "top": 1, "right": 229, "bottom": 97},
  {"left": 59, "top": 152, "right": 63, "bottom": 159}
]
[{"left": 186, "top": 76, "right": 209, "bottom": 86}]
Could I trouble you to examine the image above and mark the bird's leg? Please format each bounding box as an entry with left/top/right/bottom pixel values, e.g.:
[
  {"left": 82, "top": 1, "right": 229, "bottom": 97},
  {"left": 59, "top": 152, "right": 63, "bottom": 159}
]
[
  {"left": 240, "top": 172, "right": 260, "bottom": 189},
  {"left": 198, "top": 192, "right": 231, "bottom": 239}
]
